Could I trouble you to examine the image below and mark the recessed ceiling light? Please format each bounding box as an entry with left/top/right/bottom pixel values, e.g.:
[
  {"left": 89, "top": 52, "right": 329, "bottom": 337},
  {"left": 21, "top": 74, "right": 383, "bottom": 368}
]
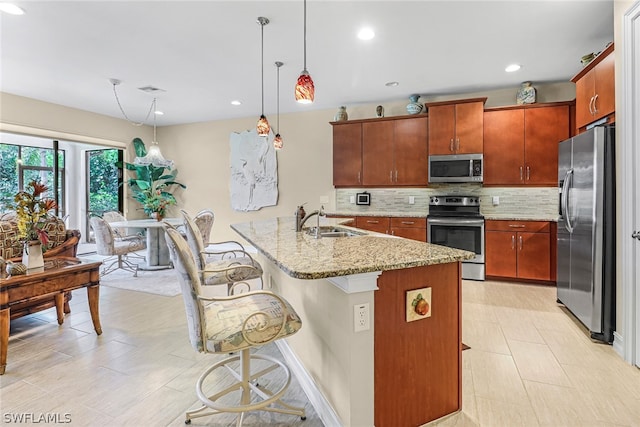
[
  {"left": 505, "top": 64, "right": 521, "bottom": 72},
  {"left": 231, "top": 100, "right": 242, "bottom": 106},
  {"left": 0, "top": 3, "right": 25, "bottom": 15},
  {"left": 385, "top": 81, "right": 399, "bottom": 87},
  {"left": 358, "top": 27, "right": 375, "bottom": 41}
]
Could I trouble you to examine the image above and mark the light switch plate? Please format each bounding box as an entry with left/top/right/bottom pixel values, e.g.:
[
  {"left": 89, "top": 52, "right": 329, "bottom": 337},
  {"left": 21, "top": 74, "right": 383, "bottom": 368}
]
[
  {"left": 492, "top": 196, "right": 500, "bottom": 206},
  {"left": 350, "top": 196, "right": 356, "bottom": 204},
  {"left": 409, "top": 196, "right": 415, "bottom": 205}
]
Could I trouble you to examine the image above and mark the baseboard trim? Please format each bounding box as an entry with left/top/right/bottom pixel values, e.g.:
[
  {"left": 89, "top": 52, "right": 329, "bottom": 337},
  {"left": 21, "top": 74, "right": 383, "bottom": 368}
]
[
  {"left": 275, "top": 340, "right": 342, "bottom": 427},
  {"left": 613, "top": 330, "right": 624, "bottom": 358}
]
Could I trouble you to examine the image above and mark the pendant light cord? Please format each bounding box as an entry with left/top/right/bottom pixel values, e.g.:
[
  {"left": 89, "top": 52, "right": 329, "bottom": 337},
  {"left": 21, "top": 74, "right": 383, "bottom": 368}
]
[
  {"left": 112, "top": 81, "right": 154, "bottom": 126},
  {"left": 261, "top": 20, "right": 265, "bottom": 115},
  {"left": 303, "top": 0, "right": 307, "bottom": 72}
]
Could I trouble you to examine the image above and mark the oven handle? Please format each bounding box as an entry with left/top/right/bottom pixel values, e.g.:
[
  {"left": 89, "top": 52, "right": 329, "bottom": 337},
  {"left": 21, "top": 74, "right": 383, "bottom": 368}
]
[{"left": 427, "top": 217, "right": 485, "bottom": 226}]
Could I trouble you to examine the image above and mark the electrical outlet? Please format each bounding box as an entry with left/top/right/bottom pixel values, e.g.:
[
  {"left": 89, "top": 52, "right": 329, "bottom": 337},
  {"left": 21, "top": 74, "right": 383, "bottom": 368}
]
[
  {"left": 350, "top": 195, "right": 356, "bottom": 204},
  {"left": 409, "top": 196, "right": 415, "bottom": 205},
  {"left": 354, "top": 303, "right": 370, "bottom": 332},
  {"left": 492, "top": 196, "right": 500, "bottom": 206}
]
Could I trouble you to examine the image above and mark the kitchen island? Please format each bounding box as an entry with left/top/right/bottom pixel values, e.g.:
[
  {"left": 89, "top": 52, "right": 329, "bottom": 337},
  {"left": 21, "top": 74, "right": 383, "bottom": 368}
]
[{"left": 231, "top": 217, "right": 474, "bottom": 427}]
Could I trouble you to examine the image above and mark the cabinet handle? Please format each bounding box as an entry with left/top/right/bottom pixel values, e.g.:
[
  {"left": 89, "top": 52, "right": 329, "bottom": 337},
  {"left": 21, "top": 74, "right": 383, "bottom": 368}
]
[
  {"left": 389, "top": 170, "right": 393, "bottom": 182},
  {"left": 593, "top": 94, "right": 599, "bottom": 115},
  {"left": 391, "top": 230, "right": 395, "bottom": 235},
  {"left": 401, "top": 221, "right": 415, "bottom": 225},
  {"left": 450, "top": 138, "right": 454, "bottom": 152},
  {"left": 357, "top": 171, "right": 361, "bottom": 184},
  {"left": 395, "top": 170, "right": 398, "bottom": 182},
  {"left": 456, "top": 138, "right": 460, "bottom": 151},
  {"left": 519, "top": 235, "right": 523, "bottom": 251},
  {"left": 511, "top": 235, "right": 515, "bottom": 250},
  {"left": 367, "top": 220, "right": 379, "bottom": 224},
  {"left": 589, "top": 96, "right": 596, "bottom": 115},
  {"left": 526, "top": 166, "right": 531, "bottom": 181},
  {"left": 519, "top": 166, "right": 523, "bottom": 181},
  {"left": 508, "top": 224, "right": 526, "bottom": 228}
]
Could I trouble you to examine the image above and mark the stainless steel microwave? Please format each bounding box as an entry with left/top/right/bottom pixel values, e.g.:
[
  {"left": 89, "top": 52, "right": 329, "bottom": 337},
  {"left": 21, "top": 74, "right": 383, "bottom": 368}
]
[{"left": 428, "top": 153, "right": 483, "bottom": 183}]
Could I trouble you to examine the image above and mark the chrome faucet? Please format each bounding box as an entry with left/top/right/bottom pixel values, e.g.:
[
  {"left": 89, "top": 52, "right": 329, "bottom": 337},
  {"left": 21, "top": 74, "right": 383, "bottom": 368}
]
[{"left": 295, "top": 205, "right": 325, "bottom": 233}]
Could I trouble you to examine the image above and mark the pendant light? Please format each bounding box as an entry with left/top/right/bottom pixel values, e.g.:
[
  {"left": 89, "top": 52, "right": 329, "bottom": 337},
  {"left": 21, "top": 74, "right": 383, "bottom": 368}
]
[
  {"left": 110, "top": 79, "right": 174, "bottom": 169},
  {"left": 274, "top": 61, "right": 284, "bottom": 150},
  {"left": 256, "top": 17, "right": 270, "bottom": 137},
  {"left": 134, "top": 98, "right": 174, "bottom": 169},
  {"left": 295, "top": 0, "right": 314, "bottom": 104}
]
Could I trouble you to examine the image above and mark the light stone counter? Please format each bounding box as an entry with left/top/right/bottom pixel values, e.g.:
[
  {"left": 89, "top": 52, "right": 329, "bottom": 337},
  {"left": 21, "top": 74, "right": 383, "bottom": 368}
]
[
  {"left": 231, "top": 217, "right": 473, "bottom": 280},
  {"left": 484, "top": 214, "right": 559, "bottom": 222}
]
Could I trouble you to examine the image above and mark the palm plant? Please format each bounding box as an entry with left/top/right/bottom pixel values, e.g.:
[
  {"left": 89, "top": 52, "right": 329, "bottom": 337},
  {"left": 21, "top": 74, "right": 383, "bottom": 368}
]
[{"left": 116, "top": 138, "right": 186, "bottom": 219}]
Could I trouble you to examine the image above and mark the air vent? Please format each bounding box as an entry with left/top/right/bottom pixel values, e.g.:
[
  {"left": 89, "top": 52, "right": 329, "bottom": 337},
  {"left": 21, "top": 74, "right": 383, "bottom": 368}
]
[{"left": 138, "top": 86, "right": 165, "bottom": 94}]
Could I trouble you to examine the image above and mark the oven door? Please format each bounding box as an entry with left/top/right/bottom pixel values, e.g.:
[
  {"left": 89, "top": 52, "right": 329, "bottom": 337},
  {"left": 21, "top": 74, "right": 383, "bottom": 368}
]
[{"left": 427, "top": 217, "right": 485, "bottom": 263}]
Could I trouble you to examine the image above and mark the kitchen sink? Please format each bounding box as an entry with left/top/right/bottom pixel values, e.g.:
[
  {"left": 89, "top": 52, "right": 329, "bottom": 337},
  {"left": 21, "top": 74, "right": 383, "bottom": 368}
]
[{"left": 305, "top": 226, "right": 366, "bottom": 238}]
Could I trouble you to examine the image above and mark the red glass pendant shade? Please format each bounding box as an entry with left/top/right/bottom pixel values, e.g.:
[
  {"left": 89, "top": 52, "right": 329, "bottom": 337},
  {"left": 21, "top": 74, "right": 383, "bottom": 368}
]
[
  {"left": 295, "top": 70, "right": 314, "bottom": 104},
  {"left": 273, "top": 133, "right": 283, "bottom": 150},
  {"left": 257, "top": 114, "right": 270, "bottom": 136}
]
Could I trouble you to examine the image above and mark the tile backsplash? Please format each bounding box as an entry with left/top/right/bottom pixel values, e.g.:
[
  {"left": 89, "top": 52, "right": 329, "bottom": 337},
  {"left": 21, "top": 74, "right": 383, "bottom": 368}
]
[{"left": 335, "top": 185, "right": 558, "bottom": 219}]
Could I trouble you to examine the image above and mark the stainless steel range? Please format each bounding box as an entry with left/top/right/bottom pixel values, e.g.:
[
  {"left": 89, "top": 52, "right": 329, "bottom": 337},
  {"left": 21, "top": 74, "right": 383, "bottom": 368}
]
[{"left": 427, "top": 196, "right": 485, "bottom": 281}]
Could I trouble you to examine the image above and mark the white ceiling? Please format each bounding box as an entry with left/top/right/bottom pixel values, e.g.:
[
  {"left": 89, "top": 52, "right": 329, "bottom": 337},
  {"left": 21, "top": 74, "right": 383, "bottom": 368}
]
[{"left": 0, "top": 1, "right": 614, "bottom": 126}]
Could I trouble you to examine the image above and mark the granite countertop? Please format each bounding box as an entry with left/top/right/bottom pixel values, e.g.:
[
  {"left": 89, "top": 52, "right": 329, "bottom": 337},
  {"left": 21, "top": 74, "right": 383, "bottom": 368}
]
[{"left": 231, "top": 217, "right": 474, "bottom": 280}]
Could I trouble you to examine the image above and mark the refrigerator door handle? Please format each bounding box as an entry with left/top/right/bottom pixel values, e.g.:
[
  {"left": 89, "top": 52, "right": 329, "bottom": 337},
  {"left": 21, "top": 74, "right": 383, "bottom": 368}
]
[
  {"left": 561, "top": 168, "right": 575, "bottom": 233},
  {"left": 632, "top": 231, "right": 640, "bottom": 240}
]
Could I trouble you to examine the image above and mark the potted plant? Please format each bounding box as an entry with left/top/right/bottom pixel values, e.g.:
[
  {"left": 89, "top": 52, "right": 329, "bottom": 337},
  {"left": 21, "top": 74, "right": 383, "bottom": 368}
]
[
  {"left": 116, "top": 138, "right": 186, "bottom": 220},
  {"left": 13, "top": 180, "right": 57, "bottom": 268}
]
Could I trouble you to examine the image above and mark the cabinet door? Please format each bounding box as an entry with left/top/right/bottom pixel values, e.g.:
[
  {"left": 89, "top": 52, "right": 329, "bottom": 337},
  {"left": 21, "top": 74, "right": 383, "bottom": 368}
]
[
  {"left": 483, "top": 109, "right": 525, "bottom": 185},
  {"left": 428, "top": 104, "right": 456, "bottom": 155},
  {"left": 485, "top": 231, "right": 517, "bottom": 277},
  {"left": 394, "top": 117, "right": 428, "bottom": 185},
  {"left": 517, "top": 232, "right": 551, "bottom": 281},
  {"left": 594, "top": 52, "right": 615, "bottom": 121},
  {"left": 575, "top": 69, "right": 595, "bottom": 130},
  {"left": 355, "top": 216, "right": 389, "bottom": 234},
  {"left": 362, "top": 121, "right": 395, "bottom": 185},
  {"left": 333, "top": 123, "right": 362, "bottom": 187},
  {"left": 454, "top": 102, "right": 484, "bottom": 154},
  {"left": 524, "top": 106, "right": 569, "bottom": 186}
]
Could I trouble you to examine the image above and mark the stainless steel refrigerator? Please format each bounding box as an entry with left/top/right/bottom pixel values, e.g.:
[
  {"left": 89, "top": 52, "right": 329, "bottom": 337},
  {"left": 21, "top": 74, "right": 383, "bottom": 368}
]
[{"left": 557, "top": 125, "right": 615, "bottom": 343}]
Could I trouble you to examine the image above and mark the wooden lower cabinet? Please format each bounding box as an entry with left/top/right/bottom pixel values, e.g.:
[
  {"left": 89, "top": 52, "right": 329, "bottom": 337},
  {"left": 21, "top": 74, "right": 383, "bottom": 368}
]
[
  {"left": 485, "top": 220, "right": 555, "bottom": 282},
  {"left": 355, "top": 216, "right": 427, "bottom": 242}
]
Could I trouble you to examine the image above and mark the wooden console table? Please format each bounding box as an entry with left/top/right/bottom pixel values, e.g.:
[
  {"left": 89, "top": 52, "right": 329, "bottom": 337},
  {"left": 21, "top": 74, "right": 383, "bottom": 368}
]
[{"left": 0, "top": 257, "right": 102, "bottom": 375}]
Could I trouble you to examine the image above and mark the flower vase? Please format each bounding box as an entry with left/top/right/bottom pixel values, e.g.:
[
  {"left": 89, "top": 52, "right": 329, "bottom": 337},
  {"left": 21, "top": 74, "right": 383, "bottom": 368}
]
[
  {"left": 406, "top": 94, "right": 423, "bottom": 115},
  {"left": 22, "top": 240, "right": 44, "bottom": 270},
  {"left": 150, "top": 212, "right": 163, "bottom": 222}
]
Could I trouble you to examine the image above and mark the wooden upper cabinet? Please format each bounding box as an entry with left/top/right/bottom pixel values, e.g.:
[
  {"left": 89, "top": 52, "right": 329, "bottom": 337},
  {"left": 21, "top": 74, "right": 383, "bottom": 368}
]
[
  {"left": 333, "top": 122, "right": 363, "bottom": 187},
  {"left": 524, "top": 105, "right": 570, "bottom": 185},
  {"left": 363, "top": 121, "right": 395, "bottom": 185},
  {"left": 572, "top": 43, "right": 615, "bottom": 131},
  {"left": 362, "top": 117, "right": 428, "bottom": 186},
  {"left": 484, "top": 109, "right": 525, "bottom": 185},
  {"left": 426, "top": 98, "right": 486, "bottom": 155},
  {"left": 483, "top": 103, "right": 570, "bottom": 186},
  {"left": 393, "top": 117, "right": 428, "bottom": 185}
]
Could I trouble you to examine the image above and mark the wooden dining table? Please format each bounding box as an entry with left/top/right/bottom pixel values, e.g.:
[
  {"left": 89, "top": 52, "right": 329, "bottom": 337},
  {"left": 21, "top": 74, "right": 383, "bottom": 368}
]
[
  {"left": 107, "top": 217, "right": 183, "bottom": 270},
  {"left": 0, "top": 257, "right": 102, "bottom": 375}
]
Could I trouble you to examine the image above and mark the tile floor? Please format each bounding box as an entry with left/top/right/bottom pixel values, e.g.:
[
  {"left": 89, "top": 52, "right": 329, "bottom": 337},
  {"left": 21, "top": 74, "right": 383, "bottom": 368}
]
[{"left": 1, "top": 278, "right": 639, "bottom": 426}]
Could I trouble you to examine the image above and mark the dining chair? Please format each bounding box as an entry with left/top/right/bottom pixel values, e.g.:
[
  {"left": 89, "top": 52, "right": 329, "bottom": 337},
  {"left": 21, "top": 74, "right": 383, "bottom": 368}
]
[
  {"left": 102, "top": 211, "right": 141, "bottom": 240},
  {"left": 180, "top": 210, "right": 264, "bottom": 294},
  {"left": 89, "top": 216, "right": 146, "bottom": 277},
  {"left": 163, "top": 225, "right": 306, "bottom": 425}
]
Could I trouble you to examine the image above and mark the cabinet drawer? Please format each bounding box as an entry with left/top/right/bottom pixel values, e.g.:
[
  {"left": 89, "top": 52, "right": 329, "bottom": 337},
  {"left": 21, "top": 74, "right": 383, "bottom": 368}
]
[
  {"left": 355, "top": 216, "right": 390, "bottom": 234},
  {"left": 485, "top": 220, "right": 550, "bottom": 233},
  {"left": 389, "top": 217, "right": 426, "bottom": 228}
]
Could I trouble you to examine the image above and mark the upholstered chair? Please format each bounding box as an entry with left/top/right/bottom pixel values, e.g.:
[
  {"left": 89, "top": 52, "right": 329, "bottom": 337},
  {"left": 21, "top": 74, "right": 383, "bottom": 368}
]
[
  {"left": 89, "top": 216, "right": 146, "bottom": 277},
  {"left": 102, "top": 211, "right": 141, "bottom": 241},
  {"left": 193, "top": 209, "right": 214, "bottom": 244},
  {"left": 163, "top": 225, "right": 306, "bottom": 425},
  {"left": 180, "top": 210, "right": 264, "bottom": 294}
]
